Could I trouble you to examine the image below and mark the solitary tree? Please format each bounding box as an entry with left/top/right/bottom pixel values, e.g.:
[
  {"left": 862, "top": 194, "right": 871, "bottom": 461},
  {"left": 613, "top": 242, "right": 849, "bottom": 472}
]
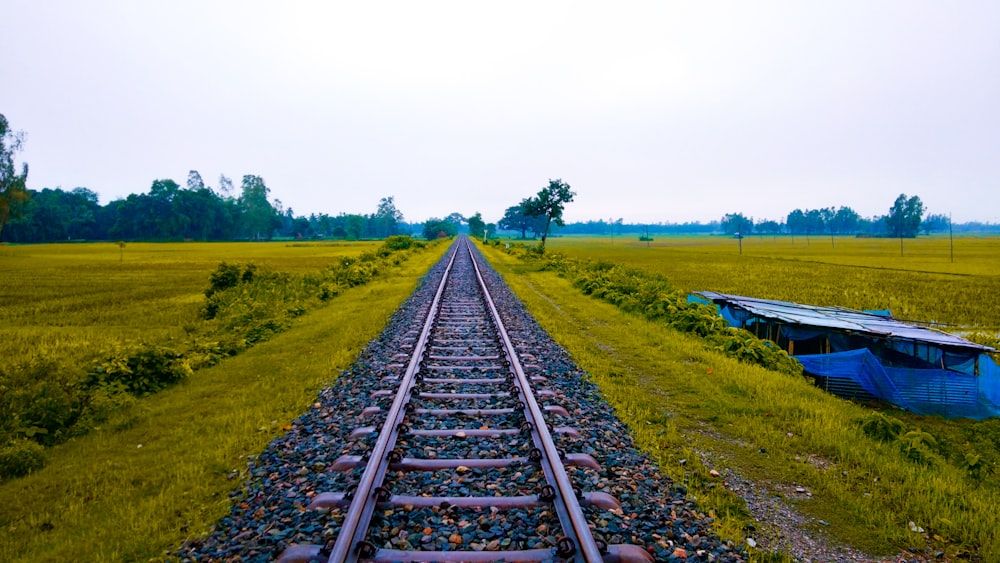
[
  {"left": 886, "top": 194, "right": 924, "bottom": 238},
  {"left": 0, "top": 114, "right": 30, "bottom": 239},
  {"left": 523, "top": 178, "right": 575, "bottom": 249}
]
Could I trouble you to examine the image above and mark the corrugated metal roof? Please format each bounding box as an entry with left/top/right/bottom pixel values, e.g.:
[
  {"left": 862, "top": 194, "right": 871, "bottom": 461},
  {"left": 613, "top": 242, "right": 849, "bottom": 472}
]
[{"left": 694, "top": 291, "right": 995, "bottom": 352}]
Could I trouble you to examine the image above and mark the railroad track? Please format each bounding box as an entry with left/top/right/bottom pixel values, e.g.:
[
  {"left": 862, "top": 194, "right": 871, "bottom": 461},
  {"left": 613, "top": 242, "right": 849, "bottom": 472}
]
[{"left": 278, "top": 238, "right": 651, "bottom": 562}]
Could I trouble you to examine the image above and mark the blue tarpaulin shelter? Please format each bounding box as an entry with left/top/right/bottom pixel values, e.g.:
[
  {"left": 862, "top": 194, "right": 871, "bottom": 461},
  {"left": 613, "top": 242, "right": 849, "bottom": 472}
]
[{"left": 691, "top": 291, "right": 1000, "bottom": 419}]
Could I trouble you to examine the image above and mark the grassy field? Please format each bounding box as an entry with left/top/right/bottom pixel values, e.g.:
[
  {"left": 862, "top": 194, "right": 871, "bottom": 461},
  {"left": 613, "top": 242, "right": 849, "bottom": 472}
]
[
  {"left": 481, "top": 236, "right": 1000, "bottom": 560},
  {"left": 4, "top": 235, "right": 999, "bottom": 560},
  {"left": 0, "top": 241, "right": 383, "bottom": 369},
  {"left": 0, "top": 239, "right": 448, "bottom": 561},
  {"left": 542, "top": 235, "right": 1000, "bottom": 330}
]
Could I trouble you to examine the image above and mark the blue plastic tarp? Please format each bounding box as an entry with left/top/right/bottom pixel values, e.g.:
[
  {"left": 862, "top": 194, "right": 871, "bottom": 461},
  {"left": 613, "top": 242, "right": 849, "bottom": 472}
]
[{"left": 797, "top": 349, "right": 1000, "bottom": 419}]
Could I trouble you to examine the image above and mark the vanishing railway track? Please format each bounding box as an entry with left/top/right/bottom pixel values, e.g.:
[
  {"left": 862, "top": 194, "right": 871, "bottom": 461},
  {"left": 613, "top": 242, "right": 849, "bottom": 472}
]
[{"left": 278, "top": 238, "right": 651, "bottom": 562}]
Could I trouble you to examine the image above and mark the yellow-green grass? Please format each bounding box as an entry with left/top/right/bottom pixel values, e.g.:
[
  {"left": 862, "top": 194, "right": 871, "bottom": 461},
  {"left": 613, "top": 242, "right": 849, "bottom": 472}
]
[
  {"left": 480, "top": 242, "right": 1000, "bottom": 560},
  {"left": 541, "top": 235, "right": 1000, "bottom": 330},
  {"left": 0, "top": 241, "right": 447, "bottom": 562},
  {"left": 0, "top": 241, "right": 382, "bottom": 368}
]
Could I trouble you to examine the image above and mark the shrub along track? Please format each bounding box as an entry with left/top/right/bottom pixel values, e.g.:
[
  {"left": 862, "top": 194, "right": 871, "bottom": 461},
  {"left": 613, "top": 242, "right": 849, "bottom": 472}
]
[{"left": 177, "top": 238, "right": 744, "bottom": 562}]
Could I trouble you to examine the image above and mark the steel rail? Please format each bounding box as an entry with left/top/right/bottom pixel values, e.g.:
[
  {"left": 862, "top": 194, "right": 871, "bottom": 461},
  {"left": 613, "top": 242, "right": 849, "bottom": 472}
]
[
  {"left": 465, "top": 241, "right": 605, "bottom": 562},
  {"left": 275, "top": 238, "right": 650, "bottom": 563},
  {"left": 325, "top": 243, "right": 460, "bottom": 563}
]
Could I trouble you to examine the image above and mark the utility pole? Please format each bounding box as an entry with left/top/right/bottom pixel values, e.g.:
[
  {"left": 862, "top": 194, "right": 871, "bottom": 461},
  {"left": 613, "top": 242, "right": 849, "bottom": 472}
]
[{"left": 949, "top": 213, "right": 954, "bottom": 263}]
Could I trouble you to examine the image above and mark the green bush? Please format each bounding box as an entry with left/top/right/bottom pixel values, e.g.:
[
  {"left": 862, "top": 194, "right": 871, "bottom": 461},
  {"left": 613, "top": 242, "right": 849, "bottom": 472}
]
[
  {"left": 860, "top": 414, "right": 945, "bottom": 467},
  {"left": 900, "top": 428, "right": 941, "bottom": 466},
  {"left": 707, "top": 328, "right": 802, "bottom": 376},
  {"left": 205, "top": 262, "right": 241, "bottom": 298},
  {"left": 0, "top": 438, "right": 46, "bottom": 479},
  {"left": 203, "top": 263, "right": 262, "bottom": 318},
  {"left": 0, "top": 360, "right": 85, "bottom": 447},
  {"left": 860, "top": 412, "right": 906, "bottom": 443},
  {"left": 79, "top": 383, "right": 138, "bottom": 425},
  {"left": 19, "top": 380, "right": 80, "bottom": 446},
  {"left": 382, "top": 235, "right": 421, "bottom": 252},
  {"left": 87, "top": 345, "right": 192, "bottom": 396},
  {"left": 0, "top": 241, "right": 435, "bottom": 480},
  {"left": 529, "top": 252, "right": 806, "bottom": 376},
  {"left": 319, "top": 282, "right": 340, "bottom": 301}
]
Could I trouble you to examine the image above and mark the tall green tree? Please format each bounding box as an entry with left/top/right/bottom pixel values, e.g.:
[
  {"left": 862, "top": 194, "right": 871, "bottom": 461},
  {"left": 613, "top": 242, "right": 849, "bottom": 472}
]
[
  {"left": 499, "top": 200, "right": 546, "bottom": 239},
  {"left": 922, "top": 213, "right": 949, "bottom": 235},
  {"left": 886, "top": 194, "right": 924, "bottom": 238},
  {"left": 499, "top": 203, "right": 531, "bottom": 239},
  {"left": 238, "top": 175, "right": 279, "bottom": 240},
  {"left": 721, "top": 212, "right": 753, "bottom": 236},
  {"left": 218, "top": 174, "right": 234, "bottom": 198},
  {"left": 3, "top": 187, "right": 96, "bottom": 242},
  {"left": 523, "top": 178, "right": 575, "bottom": 249},
  {"left": 445, "top": 212, "right": 466, "bottom": 229},
  {"left": 0, "top": 114, "right": 30, "bottom": 239},
  {"left": 344, "top": 214, "right": 366, "bottom": 240},
  {"left": 786, "top": 209, "right": 807, "bottom": 236},
  {"left": 467, "top": 212, "right": 485, "bottom": 239},
  {"left": 830, "top": 206, "right": 860, "bottom": 235},
  {"left": 422, "top": 217, "right": 458, "bottom": 240},
  {"left": 187, "top": 170, "right": 206, "bottom": 192},
  {"left": 756, "top": 220, "right": 782, "bottom": 235},
  {"left": 150, "top": 179, "right": 186, "bottom": 237},
  {"left": 804, "top": 209, "right": 825, "bottom": 237},
  {"left": 374, "top": 196, "right": 404, "bottom": 238}
]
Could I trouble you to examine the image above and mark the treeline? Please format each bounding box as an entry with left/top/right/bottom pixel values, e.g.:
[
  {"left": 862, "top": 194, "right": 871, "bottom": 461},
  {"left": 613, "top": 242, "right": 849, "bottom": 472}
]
[
  {"left": 516, "top": 215, "right": 999, "bottom": 239},
  {"left": 719, "top": 194, "right": 996, "bottom": 239},
  {"left": 1, "top": 171, "right": 413, "bottom": 243},
  {"left": 529, "top": 197, "right": 998, "bottom": 240}
]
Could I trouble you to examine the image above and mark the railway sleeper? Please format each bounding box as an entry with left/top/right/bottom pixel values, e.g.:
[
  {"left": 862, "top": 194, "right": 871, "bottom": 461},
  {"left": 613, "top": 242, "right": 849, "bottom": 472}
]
[
  {"left": 329, "top": 452, "right": 601, "bottom": 472},
  {"left": 279, "top": 542, "right": 654, "bottom": 563},
  {"left": 360, "top": 405, "right": 571, "bottom": 418},
  {"left": 349, "top": 426, "right": 580, "bottom": 440},
  {"left": 306, "top": 490, "right": 621, "bottom": 511}
]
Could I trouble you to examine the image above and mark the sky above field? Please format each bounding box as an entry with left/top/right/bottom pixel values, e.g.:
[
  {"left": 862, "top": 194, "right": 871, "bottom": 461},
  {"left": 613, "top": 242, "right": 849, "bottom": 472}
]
[{"left": 3, "top": 1, "right": 999, "bottom": 225}]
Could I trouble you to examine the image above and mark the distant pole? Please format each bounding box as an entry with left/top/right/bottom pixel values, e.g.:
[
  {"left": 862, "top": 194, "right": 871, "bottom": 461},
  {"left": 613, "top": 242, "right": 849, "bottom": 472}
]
[
  {"left": 738, "top": 227, "right": 743, "bottom": 255},
  {"left": 949, "top": 213, "right": 954, "bottom": 263},
  {"left": 899, "top": 230, "right": 904, "bottom": 257}
]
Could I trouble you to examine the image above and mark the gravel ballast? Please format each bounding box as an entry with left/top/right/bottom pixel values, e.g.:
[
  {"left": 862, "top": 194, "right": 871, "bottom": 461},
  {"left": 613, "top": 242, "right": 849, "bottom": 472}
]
[{"left": 176, "top": 241, "right": 746, "bottom": 562}]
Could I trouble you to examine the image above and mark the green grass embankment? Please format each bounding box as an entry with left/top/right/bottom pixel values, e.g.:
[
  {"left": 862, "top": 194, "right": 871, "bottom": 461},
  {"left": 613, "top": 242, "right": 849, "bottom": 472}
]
[
  {"left": 0, "top": 242, "right": 448, "bottom": 562},
  {"left": 479, "top": 242, "right": 1000, "bottom": 561}
]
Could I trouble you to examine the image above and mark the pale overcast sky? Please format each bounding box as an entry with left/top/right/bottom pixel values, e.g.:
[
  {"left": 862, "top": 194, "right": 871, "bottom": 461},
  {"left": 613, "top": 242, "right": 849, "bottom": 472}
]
[{"left": 3, "top": 1, "right": 999, "bottom": 224}]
